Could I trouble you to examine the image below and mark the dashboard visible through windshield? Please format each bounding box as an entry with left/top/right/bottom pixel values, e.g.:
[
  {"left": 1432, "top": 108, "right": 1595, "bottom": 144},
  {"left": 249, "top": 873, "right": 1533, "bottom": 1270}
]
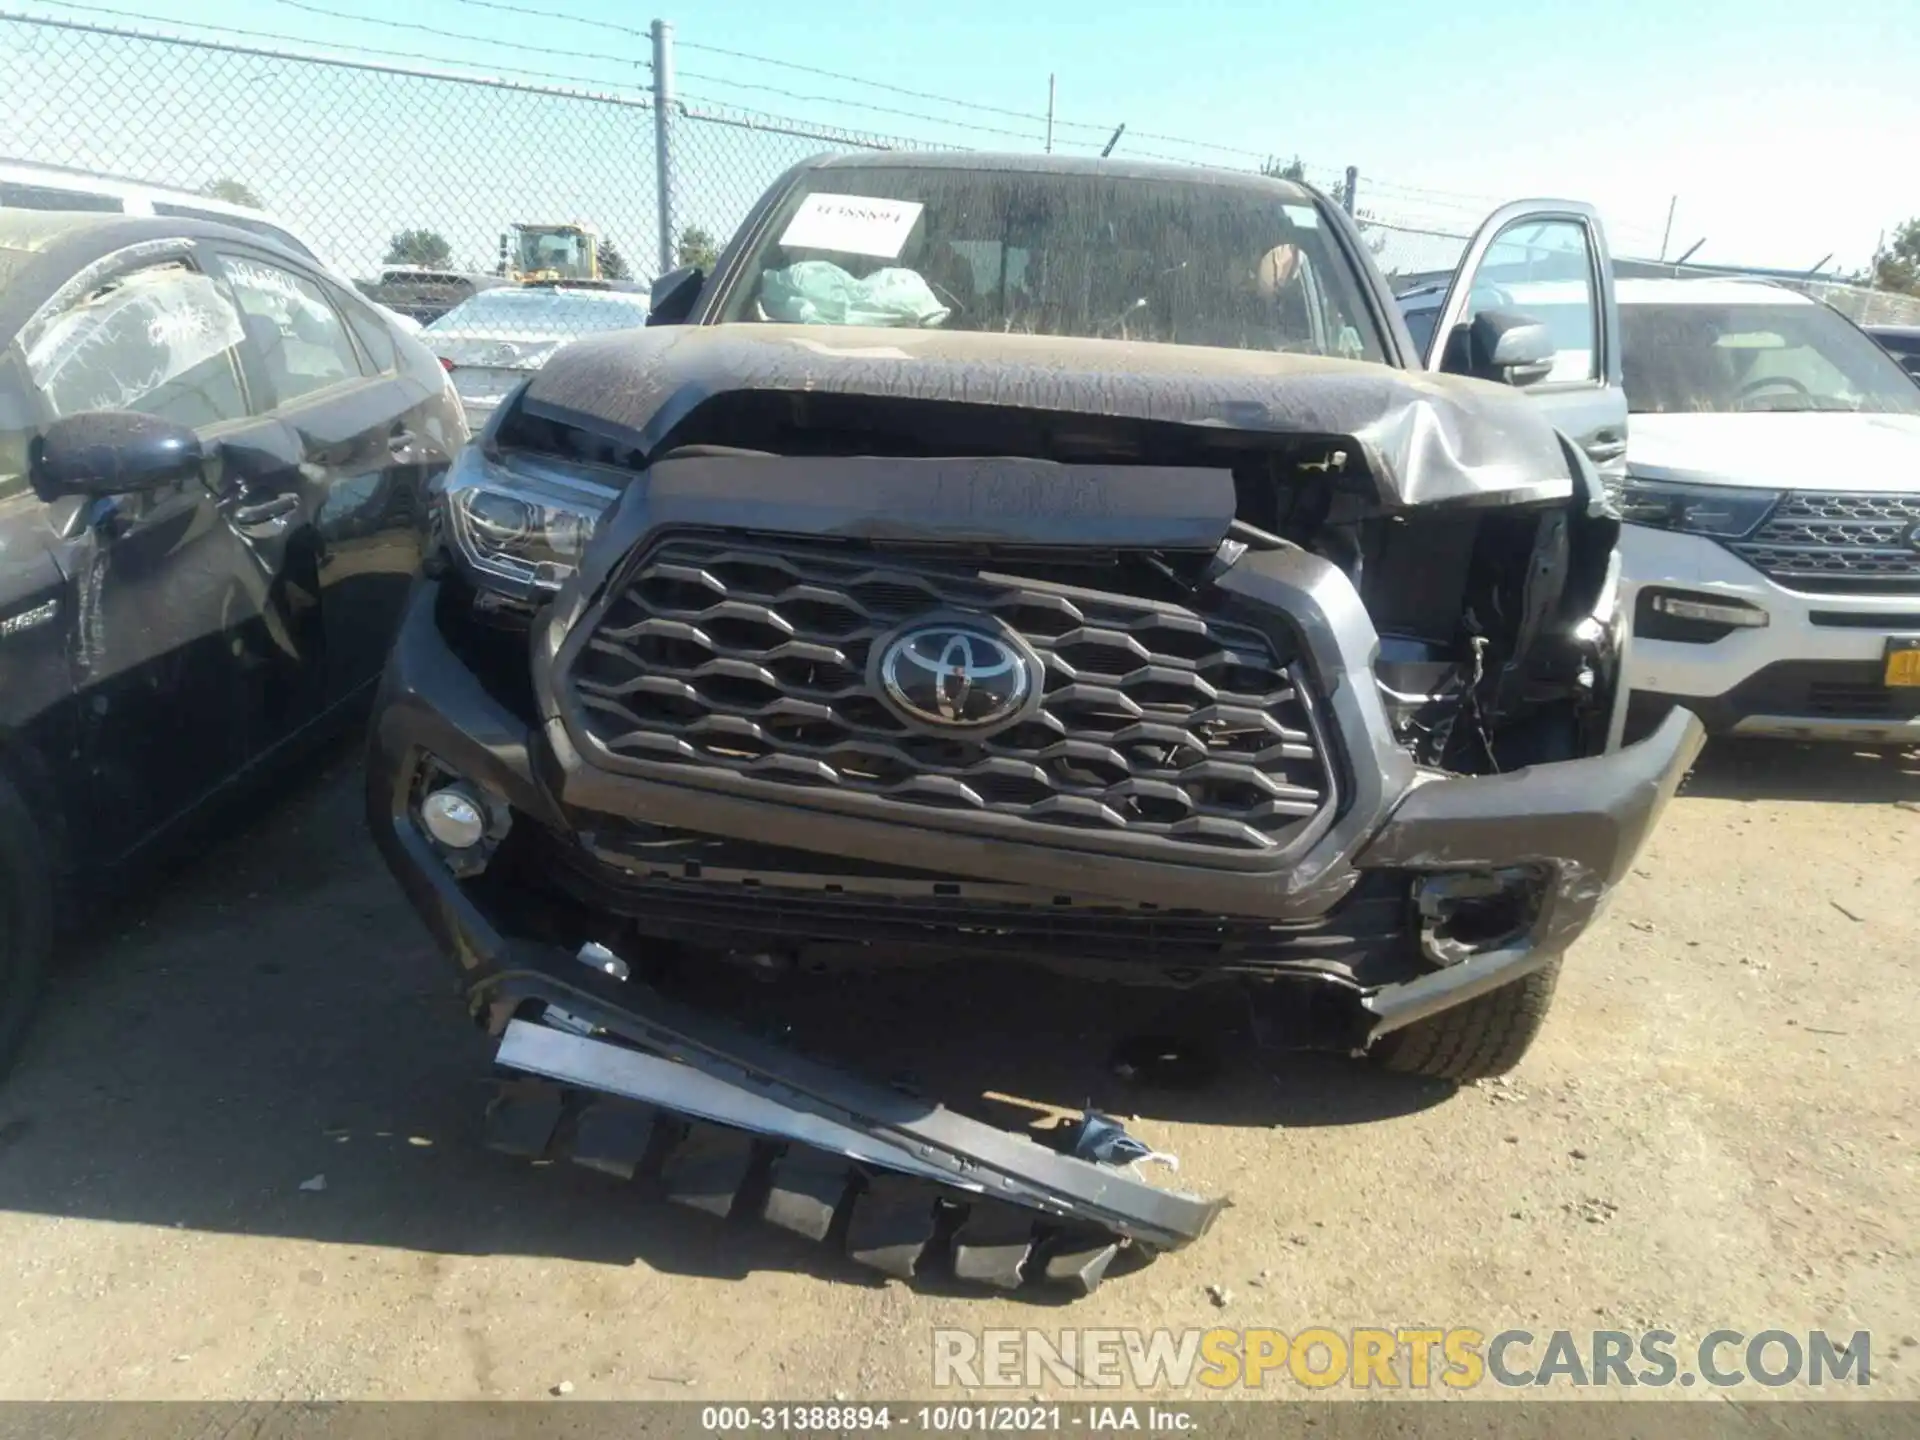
[
  {"left": 1621, "top": 301, "right": 1920, "bottom": 415},
  {"left": 717, "top": 166, "right": 1388, "bottom": 362}
]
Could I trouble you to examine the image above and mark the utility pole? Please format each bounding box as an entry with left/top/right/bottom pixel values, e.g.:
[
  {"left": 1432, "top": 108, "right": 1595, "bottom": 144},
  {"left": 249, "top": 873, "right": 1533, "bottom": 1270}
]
[
  {"left": 1659, "top": 195, "right": 1677, "bottom": 262},
  {"left": 1045, "top": 75, "right": 1055, "bottom": 154},
  {"left": 651, "top": 18, "right": 676, "bottom": 277},
  {"left": 1342, "top": 165, "right": 1358, "bottom": 216}
]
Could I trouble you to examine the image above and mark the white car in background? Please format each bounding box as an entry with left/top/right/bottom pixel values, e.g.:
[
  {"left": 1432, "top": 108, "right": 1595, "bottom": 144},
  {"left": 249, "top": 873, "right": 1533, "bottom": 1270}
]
[
  {"left": 1400, "top": 274, "right": 1920, "bottom": 745},
  {"left": 1602, "top": 279, "right": 1920, "bottom": 745},
  {"left": 424, "top": 284, "right": 650, "bottom": 424},
  {"left": 0, "top": 157, "right": 423, "bottom": 333}
]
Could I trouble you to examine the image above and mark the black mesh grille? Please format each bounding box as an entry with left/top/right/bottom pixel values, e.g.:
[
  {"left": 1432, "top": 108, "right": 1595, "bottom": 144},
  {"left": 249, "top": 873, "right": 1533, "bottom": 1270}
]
[
  {"left": 567, "top": 536, "right": 1332, "bottom": 854},
  {"left": 1728, "top": 492, "right": 1920, "bottom": 592}
]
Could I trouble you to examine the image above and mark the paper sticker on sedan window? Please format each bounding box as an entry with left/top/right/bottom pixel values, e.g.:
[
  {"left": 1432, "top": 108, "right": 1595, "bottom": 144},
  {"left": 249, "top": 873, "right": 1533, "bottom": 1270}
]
[
  {"left": 778, "top": 194, "right": 925, "bottom": 259},
  {"left": 24, "top": 265, "right": 245, "bottom": 418}
]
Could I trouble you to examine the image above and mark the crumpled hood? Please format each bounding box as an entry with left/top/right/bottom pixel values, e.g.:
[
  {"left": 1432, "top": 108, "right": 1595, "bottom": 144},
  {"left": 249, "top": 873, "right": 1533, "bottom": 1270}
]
[
  {"left": 518, "top": 324, "right": 1576, "bottom": 510},
  {"left": 1626, "top": 410, "right": 1920, "bottom": 494}
]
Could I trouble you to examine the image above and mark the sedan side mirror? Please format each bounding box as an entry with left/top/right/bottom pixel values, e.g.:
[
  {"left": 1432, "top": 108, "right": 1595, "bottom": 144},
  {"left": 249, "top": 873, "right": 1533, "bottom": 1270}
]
[
  {"left": 647, "top": 265, "right": 705, "bottom": 326},
  {"left": 29, "top": 410, "right": 205, "bottom": 498},
  {"left": 1462, "top": 309, "right": 1557, "bottom": 388}
]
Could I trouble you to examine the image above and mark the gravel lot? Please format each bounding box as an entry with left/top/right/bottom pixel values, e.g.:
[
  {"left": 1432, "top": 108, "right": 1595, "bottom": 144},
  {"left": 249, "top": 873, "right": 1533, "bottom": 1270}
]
[{"left": 0, "top": 739, "right": 1914, "bottom": 1401}]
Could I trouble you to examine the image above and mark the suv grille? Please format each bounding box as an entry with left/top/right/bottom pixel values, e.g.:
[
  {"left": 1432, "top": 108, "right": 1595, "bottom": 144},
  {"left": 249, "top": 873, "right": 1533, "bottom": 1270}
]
[
  {"left": 567, "top": 536, "right": 1332, "bottom": 854},
  {"left": 1728, "top": 491, "right": 1920, "bottom": 593}
]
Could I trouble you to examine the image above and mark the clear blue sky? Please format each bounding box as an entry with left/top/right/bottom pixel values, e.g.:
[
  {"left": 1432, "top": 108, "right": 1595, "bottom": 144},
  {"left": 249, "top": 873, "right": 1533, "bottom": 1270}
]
[{"left": 11, "top": 0, "right": 1916, "bottom": 273}]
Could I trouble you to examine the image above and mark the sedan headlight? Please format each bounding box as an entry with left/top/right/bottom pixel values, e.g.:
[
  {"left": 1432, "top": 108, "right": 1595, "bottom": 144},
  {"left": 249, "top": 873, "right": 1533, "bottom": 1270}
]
[
  {"left": 1601, "top": 476, "right": 1781, "bottom": 538},
  {"left": 441, "top": 447, "right": 621, "bottom": 597}
]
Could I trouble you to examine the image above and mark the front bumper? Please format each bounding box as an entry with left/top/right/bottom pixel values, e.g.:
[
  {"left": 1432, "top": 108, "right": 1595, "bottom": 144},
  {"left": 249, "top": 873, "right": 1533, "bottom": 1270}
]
[
  {"left": 1617, "top": 523, "right": 1920, "bottom": 743},
  {"left": 368, "top": 565, "right": 1703, "bottom": 1042}
]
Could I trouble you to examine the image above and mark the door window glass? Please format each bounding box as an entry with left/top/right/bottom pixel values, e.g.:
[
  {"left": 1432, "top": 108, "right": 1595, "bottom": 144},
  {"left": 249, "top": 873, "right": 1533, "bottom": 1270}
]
[
  {"left": 340, "top": 297, "right": 399, "bottom": 374},
  {"left": 1459, "top": 219, "right": 1598, "bottom": 384},
  {"left": 1401, "top": 305, "right": 1440, "bottom": 356},
  {"left": 22, "top": 260, "right": 247, "bottom": 428},
  {"left": 218, "top": 253, "right": 364, "bottom": 406}
]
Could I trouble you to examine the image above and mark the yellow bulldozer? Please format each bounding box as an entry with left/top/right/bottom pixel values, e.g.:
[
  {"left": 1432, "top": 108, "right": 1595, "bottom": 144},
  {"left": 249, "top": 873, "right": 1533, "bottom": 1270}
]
[{"left": 498, "top": 222, "right": 600, "bottom": 284}]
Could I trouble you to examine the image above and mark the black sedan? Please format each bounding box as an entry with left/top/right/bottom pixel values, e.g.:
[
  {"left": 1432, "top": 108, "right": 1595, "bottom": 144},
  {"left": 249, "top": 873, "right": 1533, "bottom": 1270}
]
[{"left": 0, "top": 212, "right": 468, "bottom": 1074}]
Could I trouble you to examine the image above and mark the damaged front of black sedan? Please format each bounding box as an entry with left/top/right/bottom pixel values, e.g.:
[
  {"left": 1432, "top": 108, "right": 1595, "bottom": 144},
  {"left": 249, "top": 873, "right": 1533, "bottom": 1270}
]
[{"left": 364, "top": 154, "right": 1702, "bottom": 1293}]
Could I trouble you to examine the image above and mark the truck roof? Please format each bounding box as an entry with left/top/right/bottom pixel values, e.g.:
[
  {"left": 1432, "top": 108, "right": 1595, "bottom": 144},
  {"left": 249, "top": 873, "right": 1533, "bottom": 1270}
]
[{"left": 801, "top": 149, "right": 1319, "bottom": 202}]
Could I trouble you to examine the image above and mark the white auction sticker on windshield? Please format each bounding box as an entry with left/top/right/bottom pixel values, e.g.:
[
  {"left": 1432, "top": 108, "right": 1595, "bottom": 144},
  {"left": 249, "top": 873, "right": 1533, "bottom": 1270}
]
[{"left": 778, "top": 193, "right": 925, "bottom": 259}]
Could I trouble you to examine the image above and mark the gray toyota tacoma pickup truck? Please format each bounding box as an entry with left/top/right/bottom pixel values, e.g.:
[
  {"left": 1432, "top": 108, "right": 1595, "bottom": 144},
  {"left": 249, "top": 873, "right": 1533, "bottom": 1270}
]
[{"left": 365, "top": 153, "right": 1701, "bottom": 1292}]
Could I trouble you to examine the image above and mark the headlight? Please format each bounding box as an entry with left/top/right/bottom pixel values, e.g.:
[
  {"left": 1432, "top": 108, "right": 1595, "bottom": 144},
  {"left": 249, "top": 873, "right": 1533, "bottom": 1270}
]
[
  {"left": 1601, "top": 476, "right": 1781, "bottom": 538},
  {"left": 441, "top": 447, "right": 620, "bottom": 597}
]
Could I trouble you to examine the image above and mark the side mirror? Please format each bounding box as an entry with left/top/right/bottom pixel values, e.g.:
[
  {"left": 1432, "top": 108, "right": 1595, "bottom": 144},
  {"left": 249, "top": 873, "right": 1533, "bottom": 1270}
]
[
  {"left": 647, "top": 265, "right": 705, "bottom": 326},
  {"left": 29, "top": 411, "right": 204, "bottom": 498},
  {"left": 1461, "top": 308, "right": 1557, "bottom": 388}
]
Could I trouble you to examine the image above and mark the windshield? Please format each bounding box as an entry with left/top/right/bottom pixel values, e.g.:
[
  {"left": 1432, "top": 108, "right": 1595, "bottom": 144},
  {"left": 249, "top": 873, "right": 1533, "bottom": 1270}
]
[
  {"left": 431, "top": 290, "right": 649, "bottom": 335},
  {"left": 514, "top": 228, "right": 591, "bottom": 276},
  {"left": 717, "top": 166, "right": 1387, "bottom": 361},
  {"left": 1621, "top": 301, "right": 1920, "bottom": 415}
]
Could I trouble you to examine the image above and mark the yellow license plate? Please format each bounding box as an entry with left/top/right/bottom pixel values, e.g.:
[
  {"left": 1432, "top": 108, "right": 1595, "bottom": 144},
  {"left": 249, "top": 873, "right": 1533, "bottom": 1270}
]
[{"left": 1885, "top": 639, "right": 1920, "bottom": 687}]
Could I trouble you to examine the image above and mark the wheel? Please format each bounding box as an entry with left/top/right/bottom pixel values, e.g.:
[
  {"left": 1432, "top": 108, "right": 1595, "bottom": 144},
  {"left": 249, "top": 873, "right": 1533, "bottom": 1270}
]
[
  {"left": 1368, "top": 959, "right": 1561, "bottom": 1082},
  {"left": 0, "top": 772, "right": 53, "bottom": 1080}
]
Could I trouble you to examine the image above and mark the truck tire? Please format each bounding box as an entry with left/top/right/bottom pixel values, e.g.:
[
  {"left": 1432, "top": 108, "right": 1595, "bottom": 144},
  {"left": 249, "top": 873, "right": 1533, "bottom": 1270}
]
[
  {"left": 0, "top": 773, "right": 52, "bottom": 1080},
  {"left": 1369, "top": 959, "right": 1561, "bottom": 1082}
]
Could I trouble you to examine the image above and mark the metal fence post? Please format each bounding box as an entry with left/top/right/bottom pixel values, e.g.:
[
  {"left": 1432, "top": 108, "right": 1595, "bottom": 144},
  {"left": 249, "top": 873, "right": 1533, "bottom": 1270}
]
[
  {"left": 1343, "top": 165, "right": 1358, "bottom": 216},
  {"left": 652, "top": 17, "right": 676, "bottom": 276}
]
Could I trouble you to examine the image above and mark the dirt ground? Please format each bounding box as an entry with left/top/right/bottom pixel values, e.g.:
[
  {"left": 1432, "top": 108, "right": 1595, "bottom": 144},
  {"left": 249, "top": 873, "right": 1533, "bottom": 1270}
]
[{"left": 0, "top": 738, "right": 1914, "bottom": 1402}]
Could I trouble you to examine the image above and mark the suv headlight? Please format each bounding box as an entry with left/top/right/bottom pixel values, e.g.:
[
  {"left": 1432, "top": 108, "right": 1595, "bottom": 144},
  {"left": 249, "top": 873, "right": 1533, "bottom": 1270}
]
[
  {"left": 1601, "top": 476, "right": 1781, "bottom": 538},
  {"left": 440, "top": 446, "right": 621, "bottom": 597}
]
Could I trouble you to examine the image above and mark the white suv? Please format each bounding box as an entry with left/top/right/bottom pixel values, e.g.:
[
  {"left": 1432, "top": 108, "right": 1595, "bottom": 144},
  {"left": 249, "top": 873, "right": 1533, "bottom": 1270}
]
[{"left": 1604, "top": 278, "right": 1920, "bottom": 745}]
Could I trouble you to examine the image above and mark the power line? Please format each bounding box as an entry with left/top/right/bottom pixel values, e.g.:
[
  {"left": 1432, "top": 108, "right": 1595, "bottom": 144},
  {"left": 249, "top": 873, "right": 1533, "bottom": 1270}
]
[
  {"left": 11, "top": 0, "right": 1653, "bottom": 246},
  {"left": 675, "top": 69, "right": 1048, "bottom": 144},
  {"left": 677, "top": 36, "right": 1108, "bottom": 134},
  {"left": 430, "top": 0, "right": 653, "bottom": 43},
  {"left": 672, "top": 93, "right": 942, "bottom": 153},
  {"left": 677, "top": 34, "right": 1295, "bottom": 163},
  {"left": 267, "top": 0, "right": 647, "bottom": 70},
  {"left": 16, "top": 0, "right": 652, "bottom": 91}
]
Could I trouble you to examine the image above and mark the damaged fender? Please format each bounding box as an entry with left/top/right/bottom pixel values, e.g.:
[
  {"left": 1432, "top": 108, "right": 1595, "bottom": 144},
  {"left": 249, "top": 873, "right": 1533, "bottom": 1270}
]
[{"left": 1354, "top": 705, "right": 1705, "bottom": 1038}]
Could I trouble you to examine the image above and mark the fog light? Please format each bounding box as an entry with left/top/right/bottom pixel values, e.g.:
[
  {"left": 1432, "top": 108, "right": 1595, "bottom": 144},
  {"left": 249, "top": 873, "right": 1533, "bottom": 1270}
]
[
  {"left": 421, "top": 786, "right": 487, "bottom": 849},
  {"left": 1650, "top": 594, "right": 1769, "bottom": 628},
  {"left": 1413, "top": 867, "right": 1543, "bottom": 966}
]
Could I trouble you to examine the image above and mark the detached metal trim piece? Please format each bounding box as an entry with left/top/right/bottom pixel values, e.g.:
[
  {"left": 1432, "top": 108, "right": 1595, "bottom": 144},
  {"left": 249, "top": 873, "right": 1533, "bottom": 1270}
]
[
  {"left": 479, "top": 968, "right": 1225, "bottom": 1252},
  {"left": 496, "top": 1020, "right": 968, "bottom": 1189}
]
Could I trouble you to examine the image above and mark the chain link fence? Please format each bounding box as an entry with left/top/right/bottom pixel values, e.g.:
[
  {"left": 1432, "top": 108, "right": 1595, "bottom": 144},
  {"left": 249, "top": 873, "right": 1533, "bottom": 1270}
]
[
  {"left": 0, "top": 12, "right": 932, "bottom": 334},
  {"left": 667, "top": 102, "right": 948, "bottom": 275},
  {"left": 5, "top": 11, "right": 1917, "bottom": 339},
  {"left": 1754, "top": 278, "right": 1920, "bottom": 328},
  {"left": 2, "top": 15, "right": 667, "bottom": 284},
  {"left": 1357, "top": 219, "right": 1472, "bottom": 290}
]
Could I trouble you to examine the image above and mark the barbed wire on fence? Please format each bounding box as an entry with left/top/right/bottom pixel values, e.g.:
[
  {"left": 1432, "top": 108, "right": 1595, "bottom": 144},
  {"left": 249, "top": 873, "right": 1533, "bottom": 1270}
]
[
  {"left": 2, "top": 12, "right": 667, "bottom": 277},
  {"left": 0, "top": 6, "right": 1615, "bottom": 251},
  {"left": 12, "top": 2, "right": 656, "bottom": 95},
  {"left": 3, "top": 9, "right": 1902, "bottom": 325}
]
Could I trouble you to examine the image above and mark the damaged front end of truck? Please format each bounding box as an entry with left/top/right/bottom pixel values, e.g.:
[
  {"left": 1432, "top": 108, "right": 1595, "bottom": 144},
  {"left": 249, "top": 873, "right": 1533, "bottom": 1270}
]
[{"left": 366, "top": 324, "right": 1701, "bottom": 1293}]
